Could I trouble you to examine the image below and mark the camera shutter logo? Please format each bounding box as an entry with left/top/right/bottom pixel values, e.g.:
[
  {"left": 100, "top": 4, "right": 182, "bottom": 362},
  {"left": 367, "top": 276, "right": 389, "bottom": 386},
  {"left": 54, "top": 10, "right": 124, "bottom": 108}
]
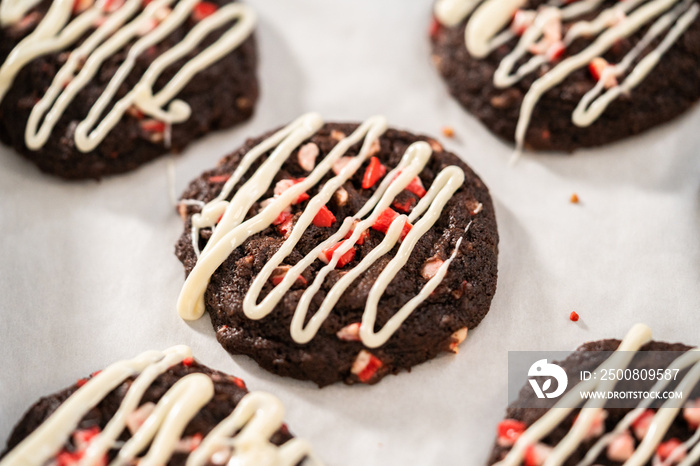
[{"left": 528, "top": 359, "right": 568, "bottom": 399}]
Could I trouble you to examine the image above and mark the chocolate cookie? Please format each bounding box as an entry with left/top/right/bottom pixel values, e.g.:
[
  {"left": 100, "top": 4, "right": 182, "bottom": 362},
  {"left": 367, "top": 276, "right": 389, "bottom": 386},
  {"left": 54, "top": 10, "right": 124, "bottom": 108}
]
[
  {"left": 175, "top": 114, "right": 499, "bottom": 387},
  {"left": 1, "top": 346, "right": 319, "bottom": 465},
  {"left": 488, "top": 324, "right": 700, "bottom": 466},
  {"left": 430, "top": 0, "right": 700, "bottom": 152},
  {"left": 0, "top": 0, "right": 258, "bottom": 179}
]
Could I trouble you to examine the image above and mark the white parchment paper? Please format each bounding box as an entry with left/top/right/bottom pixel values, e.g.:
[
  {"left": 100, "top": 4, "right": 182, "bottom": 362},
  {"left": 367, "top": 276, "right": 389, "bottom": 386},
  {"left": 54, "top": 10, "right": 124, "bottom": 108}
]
[{"left": 1, "top": 1, "right": 699, "bottom": 464}]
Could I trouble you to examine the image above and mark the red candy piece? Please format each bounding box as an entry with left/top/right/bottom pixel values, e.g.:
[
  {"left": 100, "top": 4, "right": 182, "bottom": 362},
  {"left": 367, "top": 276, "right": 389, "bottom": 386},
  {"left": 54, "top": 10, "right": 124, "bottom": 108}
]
[
  {"left": 232, "top": 377, "right": 246, "bottom": 389},
  {"left": 56, "top": 451, "right": 82, "bottom": 466},
  {"left": 74, "top": 426, "right": 100, "bottom": 447},
  {"left": 102, "top": 0, "right": 124, "bottom": 13},
  {"left": 429, "top": 17, "right": 441, "bottom": 39},
  {"left": 192, "top": 2, "right": 218, "bottom": 21},
  {"left": 405, "top": 177, "right": 427, "bottom": 198},
  {"left": 497, "top": 419, "right": 526, "bottom": 446},
  {"left": 589, "top": 57, "right": 618, "bottom": 88},
  {"left": 208, "top": 174, "right": 230, "bottom": 183},
  {"left": 570, "top": 311, "right": 579, "bottom": 322},
  {"left": 589, "top": 57, "right": 607, "bottom": 81},
  {"left": 273, "top": 211, "right": 293, "bottom": 226},
  {"left": 392, "top": 197, "right": 416, "bottom": 213},
  {"left": 321, "top": 241, "right": 356, "bottom": 268},
  {"left": 276, "top": 216, "right": 294, "bottom": 238},
  {"left": 274, "top": 178, "right": 309, "bottom": 204},
  {"left": 632, "top": 409, "right": 655, "bottom": 440},
  {"left": 182, "top": 357, "right": 194, "bottom": 367},
  {"left": 355, "top": 352, "right": 383, "bottom": 383},
  {"left": 313, "top": 206, "right": 336, "bottom": 228},
  {"left": 270, "top": 271, "right": 306, "bottom": 286},
  {"left": 72, "top": 0, "right": 93, "bottom": 14},
  {"left": 362, "top": 157, "right": 386, "bottom": 189},
  {"left": 546, "top": 41, "right": 566, "bottom": 62},
  {"left": 372, "top": 208, "right": 412, "bottom": 240},
  {"left": 657, "top": 438, "right": 686, "bottom": 461},
  {"left": 140, "top": 119, "right": 165, "bottom": 133}
]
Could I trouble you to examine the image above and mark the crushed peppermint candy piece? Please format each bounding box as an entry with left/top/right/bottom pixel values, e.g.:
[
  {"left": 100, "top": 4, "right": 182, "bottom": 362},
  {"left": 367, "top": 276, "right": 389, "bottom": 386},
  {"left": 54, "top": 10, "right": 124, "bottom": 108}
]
[
  {"left": 392, "top": 196, "right": 415, "bottom": 213},
  {"left": 230, "top": 376, "right": 246, "bottom": 389},
  {"left": 330, "top": 130, "right": 346, "bottom": 141},
  {"left": 524, "top": 443, "right": 553, "bottom": 466},
  {"left": 337, "top": 323, "right": 361, "bottom": 341},
  {"left": 73, "top": 0, "right": 94, "bottom": 14},
  {"left": 545, "top": 41, "right": 565, "bottom": 62},
  {"left": 102, "top": 0, "right": 125, "bottom": 13},
  {"left": 174, "top": 433, "right": 203, "bottom": 453},
  {"left": 429, "top": 17, "right": 441, "bottom": 39},
  {"left": 421, "top": 255, "right": 444, "bottom": 280},
  {"left": 405, "top": 176, "right": 427, "bottom": 198},
  {"left": 126, "top": 402, "right": 156, "bottom": 434},
  {"left": 333, "top": 187, "right": 348, "bottom": 206},
  {"left": 140, "top": 119, "right": 165, "bottom": 133},
  {"left": 428, "top": 139, "right": 443, "bottom": 153},
  {"left": 332, "top": 156, "right": 353, "bottom": 175},
  {"left": 362, "top": 156, "right": 386, "bottom": 189},
  {"left": 683, "top": 399, "right": 700, "bottom": 428},
  {"left": 372, "top": 208, "right": 412, "bottom": 240},
  {"left": 589, "top": 57, "right": 618, "bottom": 89},
  {"left": 192, "top": 2, "right": 218, "bottom": 22},
  {"left": 656, "top": 438, "right": 687, "bottom": 463},
  {"left": 529, "top": 14, "right": 563, "bottom": 58},
  {"left": 273, "top": 178, "right": 309, "bottom": 204},
  {"left": 344, "top": 220, "right": 370, "bottom": 245},
  {"left": 208, "top": 174, "right": 230, "bottom": 183},
  {"left": 351, "top": 350, "right": 383, "bottom": 383},
  {"left": 270, "top": 265, "right": 306, "bottom": 286},
  {"left": 574, "top": 409, "right": 607, "bottom": 439},
  {"left": 297, "top": 142, "right": 319, "bottom": 172},
  {"left": 511, "top": 9, "right": 536, "bottom": 36},
  {"left": 273, "top": 212, "right": 294, "bottom": 238},
  {"left": 448, "top": 327, "right": 468, "bottom": 353},
  {"left": 631, "top": 409, "right": 655, "bottom": 440},
  {"left": 320, "top": 241, "right": 355, "bottom": 268},
  {"left": 55, "top": 426, "right": 107, "bottom": 466},
  {"left": 497, "top": 419, "right": 526, "bottom": 447},
  {"left": 313, "top": 205, "right": 336, "bottom": 227},
  {"left": 72, "top": 426, "right": 101, "bottom": 451},
  {"left": 606, "top": 432, "right": 635, "bottom": 462}
]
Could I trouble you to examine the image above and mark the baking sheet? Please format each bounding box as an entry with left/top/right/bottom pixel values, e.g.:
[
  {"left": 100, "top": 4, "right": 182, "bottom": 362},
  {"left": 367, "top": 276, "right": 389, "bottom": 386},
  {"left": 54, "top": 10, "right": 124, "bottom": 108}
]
[{"left": 1, "top": 1, "right": 699, "bottom": 464}]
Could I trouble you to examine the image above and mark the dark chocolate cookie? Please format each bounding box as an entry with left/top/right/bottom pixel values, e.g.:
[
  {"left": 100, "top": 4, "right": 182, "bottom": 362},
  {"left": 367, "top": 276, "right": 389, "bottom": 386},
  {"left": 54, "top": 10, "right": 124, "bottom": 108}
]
[
  {"left": 487, "top": 325, "right": 700, "bottom": 465},
  {"left": 0, "top": 0, "right": 258, "bottom": 179},
  {"left": 430, "top": 0, "right": 700, "bottom": 152},
  {"left": 1, "top": 346, "right": 318, "bottom": 465},
  {"left": 175, "top": 115, "right": 499, "bottom": 386}
]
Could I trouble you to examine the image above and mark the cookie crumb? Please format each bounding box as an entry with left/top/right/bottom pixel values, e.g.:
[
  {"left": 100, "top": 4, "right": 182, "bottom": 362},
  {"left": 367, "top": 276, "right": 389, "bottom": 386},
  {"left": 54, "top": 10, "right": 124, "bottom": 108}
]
[
  {"left": 570, "top": 193, "right": 580, "bottom": 204},
  {"left": 441, "top": 126, "right": 455, "bottom": 138},
  {"left": 570, "top": 311, "right": 580, "bottom": 322}
]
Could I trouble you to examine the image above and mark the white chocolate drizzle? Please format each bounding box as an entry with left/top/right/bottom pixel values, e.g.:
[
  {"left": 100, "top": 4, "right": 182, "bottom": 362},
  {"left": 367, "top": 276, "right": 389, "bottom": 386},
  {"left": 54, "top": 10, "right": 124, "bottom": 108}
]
[
  {"left": 0, "top": 0, "right": 256, "bottom": 152},
  {"left": 177, "top": 114, "right": 469, "bottom": 348},
  {"left": 434, "top": 0, "right": 699, "bottom": 152},
  {"left": 0, "top": 346, "right": 320, "bottom": 466},
  {"left": 492, "top": 323, "right": 700, "bottom": 466},
  {"left": 0, "top": 0, "right": 43, "bottom": 26}
]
